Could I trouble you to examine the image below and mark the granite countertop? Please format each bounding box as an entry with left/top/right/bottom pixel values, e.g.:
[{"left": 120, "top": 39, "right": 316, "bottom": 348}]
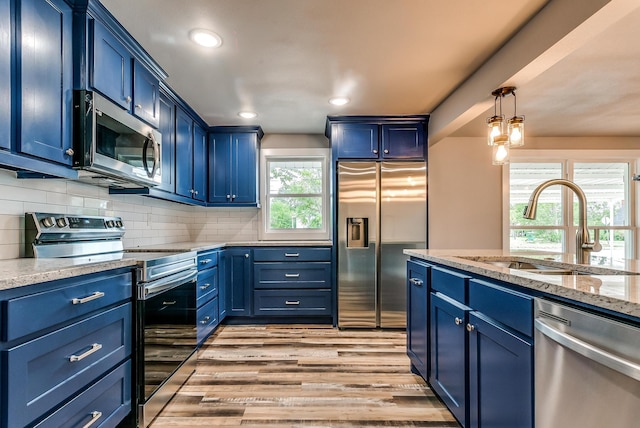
[
  {"left": 126, "top": 240, "right": 333, "bottom": 252},
  {"left": 404, "top": 249, "right": 640, "bottom": 319}
]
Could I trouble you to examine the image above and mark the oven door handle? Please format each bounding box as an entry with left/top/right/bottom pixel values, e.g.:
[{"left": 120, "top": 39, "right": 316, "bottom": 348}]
[
  {"left": 140, "top": 269, "right": 198, "bottom": 300},
  {"left": 535, "top": 318, "right": 640, "bottom": 381}
]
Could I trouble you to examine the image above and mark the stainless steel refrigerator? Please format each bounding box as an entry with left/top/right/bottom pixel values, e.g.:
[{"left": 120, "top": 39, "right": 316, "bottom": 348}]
[{"left": 337, "top": 161, "right": 427, "bottom": 328}]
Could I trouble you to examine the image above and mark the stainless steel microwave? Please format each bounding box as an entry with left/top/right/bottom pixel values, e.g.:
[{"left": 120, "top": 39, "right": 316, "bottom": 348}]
[{"left": 72, "top": 90, "right": 162, "bottom": 188}]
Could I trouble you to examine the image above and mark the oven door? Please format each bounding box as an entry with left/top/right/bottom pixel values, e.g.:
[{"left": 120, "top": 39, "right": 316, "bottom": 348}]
[{"left": 136, "top": 268, "right": 197, "bottom": 422}]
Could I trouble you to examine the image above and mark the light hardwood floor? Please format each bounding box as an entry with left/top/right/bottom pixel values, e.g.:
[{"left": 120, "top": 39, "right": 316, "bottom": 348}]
[{"left": 150, "top": 324, "right": 460, "bottom": 427}]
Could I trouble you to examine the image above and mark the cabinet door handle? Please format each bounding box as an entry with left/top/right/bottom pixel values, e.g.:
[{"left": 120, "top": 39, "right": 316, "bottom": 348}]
[
  {"left": 285, "top": 273, "right": 300, "bottom": 278},
  {"left": 65, "top": 148, "right": 75, "bottom": 156},
  {"left": 466, "top": 323, "right": 475, "bottom": 332},
  {"left": 245, "top": 253, "right": 250, "bottom": 258},
  {"left": 125, "top": 96, "right": 132, "bottom": 103},
  {"left": 81, "top": 411, "right": 103, "bottom": 428},
  {"left": 71, "top": 291, "right": 105, "bottom": 305},
  {"left": 383, "top": 149, "right": 389, "bottom": 154},
  {"left": 454, "top": 317, "right": 463, "bottom": 326},
  {"left": 285, "top": 300, "right": 300, "bottom": 305},
  {"left": 200, "top": 316, "right": 211, "bottom": 324},
  {"left": 372, "top": 149, "right": 378, "bottom": 154},
  {"left": 194, "top": 190, "right": 199, "bottom": 195},
  {"left": 232, "top": 194, "right": 236, "bottom": 199},
  {"left": 409, "top": 278, "right": 423, "bottom": 286},
  {"left": 200, "top": 283, "right": 211, "bottom": 290},
  {"left": 135, "top": 104, "right": 142, "bottom": 109},
  {"left": 200, "top": 258, "right": 212, "bottom": 264},
  {"left": 69, "top": 343, "right": 102, "bottom": 362},
  {"left": 284, "top": 253, "right": 300, "bottom": 257},
  {"left": 163, "top": 300, "right": 177, "bottom": 305}
]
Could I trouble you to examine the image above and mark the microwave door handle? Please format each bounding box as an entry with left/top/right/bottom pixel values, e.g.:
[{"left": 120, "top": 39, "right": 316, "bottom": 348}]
[{"left": 142, "top": 133, "right": 160, "bottom": 178}]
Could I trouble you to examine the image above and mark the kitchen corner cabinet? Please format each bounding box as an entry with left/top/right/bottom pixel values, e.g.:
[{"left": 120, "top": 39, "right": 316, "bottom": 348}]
[
  {"left": 175, "top": 107, "right": 207, "bottom": 202},
  {"left": 413, "top": 262, "right": 534, "bottom": 428},
  {"left": 18, "top": 0, "right": 74, "bottom": 166},
  {"left": 0, "top": 268, "right": 133, "bottom": 428},
  {"left": 0, "top": 0, "right": 9, "bottom": 151},
  {"left": 91, "top": 19, "right": 160, "bottom": 128},
  {"left": 225, "top": 248, "right": 253, "bottom": 316},
  {"left": 208, "top": 127, "right": 263, "bottom": 206},
  {"left": 406, "top": 260, "right": 430, "bottom": 380},
  {"left": 326, "top": 116, "right": 428, "bottom": 160}
]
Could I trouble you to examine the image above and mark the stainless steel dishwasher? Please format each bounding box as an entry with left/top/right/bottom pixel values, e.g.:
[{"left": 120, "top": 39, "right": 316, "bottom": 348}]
[{"left": 535, "top": 298, "right": 640, "bottom": 428}]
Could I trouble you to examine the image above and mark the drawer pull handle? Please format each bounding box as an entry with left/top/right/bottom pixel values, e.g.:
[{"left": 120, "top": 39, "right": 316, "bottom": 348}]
[
  {"left": 163, "top": 300, "right": 177, "bottom": 305},
  {"left": 200, "top": 316, "right": 211, "bottom": 324},
  {"left": 284, "top": 253, "right": 300, "bottom": 257},
  {"left": 454, "top": 317, "right": 463, "bottom": 326},
  {"left": 200, "top": 258, "right": 212, "bottom": 264},
  {"left": 82, "top": 411, "right": 103, "bottom": 428},
  {"left": 285, "top": 273, "right": 300, "bottom": 278},
  {"left": 71, "top": 291, "right": 105, "bottom": 305},
  {"left": 409, "top": 278, "right": 423, "bottom": 286},
  {"left": 69, "top": 343, "right": 102, "bottom": 362},
  {"left": 467, "top": 323, "right": 476, "bottom": 332},
  {"left": 200, "top": 283, "right": 211, "bottom": 290},
  {"left": 285, "top": 300, "right": 300, "bottom": 305}
]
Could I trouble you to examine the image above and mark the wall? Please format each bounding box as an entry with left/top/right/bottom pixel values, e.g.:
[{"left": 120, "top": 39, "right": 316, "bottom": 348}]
[
  {"left": 0, "top": 133, "right": 328, "bottom": 260},
  {"left": 428, "top": 137, "right": 503, "bottom": 249}
]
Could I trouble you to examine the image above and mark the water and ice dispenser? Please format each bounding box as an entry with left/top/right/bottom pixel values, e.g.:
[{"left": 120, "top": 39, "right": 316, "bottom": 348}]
[{"left": 346, "top": 217, "right": 368, "bottom": 248}]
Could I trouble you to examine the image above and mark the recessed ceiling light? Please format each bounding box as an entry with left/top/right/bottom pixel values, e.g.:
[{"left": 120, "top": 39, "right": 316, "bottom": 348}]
[
  {"left": 329, "top": 97, "right": 350, "bottom": 106},
  {"left": 238, "top": 111, "right": 257, "bottom": 119},
  {"left": 189, "top": 29, "right": 222, "bottom": 48}
]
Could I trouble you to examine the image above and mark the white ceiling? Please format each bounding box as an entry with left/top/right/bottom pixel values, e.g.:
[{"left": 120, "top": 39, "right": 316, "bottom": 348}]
[{"left": 100, "top": 0, "right": 640, "bottom": 139}]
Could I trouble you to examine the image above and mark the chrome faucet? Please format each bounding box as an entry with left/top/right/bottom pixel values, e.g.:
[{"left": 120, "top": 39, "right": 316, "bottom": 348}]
[{"left": 523, "top": 179, "right": 601, "bottom": 264}]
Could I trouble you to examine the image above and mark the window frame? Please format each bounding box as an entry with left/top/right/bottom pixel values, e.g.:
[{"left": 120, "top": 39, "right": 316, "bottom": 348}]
[
  {"left": 503, "top": 149, "right": 640, "bottom": 262},
  {"left": 259, "top": 148, "right": 331, "bottom": 241}
]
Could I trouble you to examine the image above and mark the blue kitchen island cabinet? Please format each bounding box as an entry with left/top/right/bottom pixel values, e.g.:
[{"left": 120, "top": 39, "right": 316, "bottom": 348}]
[
  {"left": 0, "top": 268, "right": 133, "bottom": 428},
  {"left": 406, "top": 260, "right": 430, "bottom": 380},
  {"left": 208, "top": 126, "right": 263, "bottom": 206},
  {"left": 175, "top": 107, "right": 207, "bottom": 202},
  {"left": 0, "top": 0, "right": 9, "bottom": 151},
  {"left": 326, "top": 116, "right": 429, "bottom": 160},
  {"left": 18, "top": 0, "right": 74, "bottom": 167}
]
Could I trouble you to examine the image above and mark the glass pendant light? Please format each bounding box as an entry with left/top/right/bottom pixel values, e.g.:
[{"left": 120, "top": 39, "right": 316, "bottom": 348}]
[
  {"left": 486, "top": 95, "right": 503, "bottom": 146},
  {"left": 492, "top": 134, "right": 510, "bottom": 165}
]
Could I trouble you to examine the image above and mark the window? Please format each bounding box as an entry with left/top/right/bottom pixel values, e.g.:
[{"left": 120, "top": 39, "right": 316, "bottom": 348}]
[
  {"left": 507, "top": 152, "right": 639, "bottom": 267},
  {"left": 260, "top": 148, "right": 330, "bottom": 240}
]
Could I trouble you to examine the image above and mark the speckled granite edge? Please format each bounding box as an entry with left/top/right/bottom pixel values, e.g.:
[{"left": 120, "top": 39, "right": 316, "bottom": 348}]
[
  {"left": 404, "top": 249, "right": 640, "bottom": 319},
  {"left": 0, "top": 258, "right": 137, "bottom": 291},
  {"left": 126, "top": 240, "right": 333, "bottom": 252}
]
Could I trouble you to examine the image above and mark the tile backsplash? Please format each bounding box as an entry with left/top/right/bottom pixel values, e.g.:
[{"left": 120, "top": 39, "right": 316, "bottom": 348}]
[{"left": 0, "top": 169, "right": 259, "bottom": 260}]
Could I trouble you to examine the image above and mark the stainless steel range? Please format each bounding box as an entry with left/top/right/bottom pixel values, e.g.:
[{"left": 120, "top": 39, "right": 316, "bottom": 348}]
[{"left": 25, "top": 212, "right": 198, "bottom": 428}]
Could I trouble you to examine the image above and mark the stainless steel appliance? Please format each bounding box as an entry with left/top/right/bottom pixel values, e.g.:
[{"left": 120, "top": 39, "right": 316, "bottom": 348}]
[
  {"left": 337, "top": 161, "right": 427, "bottom": 328},
  {"left": 25, "top": 212, "right": 198, "bottom": 428},
  {"left": 535, "top": 299, "right": 640, "bottom": 428},
  {"left": 73, "top": 90, "right": 162, "bottom": 188}
]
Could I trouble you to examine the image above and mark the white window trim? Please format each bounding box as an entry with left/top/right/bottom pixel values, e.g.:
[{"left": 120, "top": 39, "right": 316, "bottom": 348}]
[
  {"left": 502, "top": 149, "right": 640, "bottom": 259},
  {"left": 259, "top": 148, "right": 331, "bottom": 241}
]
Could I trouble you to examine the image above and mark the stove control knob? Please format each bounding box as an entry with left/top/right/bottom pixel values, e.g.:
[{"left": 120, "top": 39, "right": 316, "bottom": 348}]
[
  {"left": 56, "top": 217, "right": 69, "bottom": 228},
  {"left": 106, "top": 220, "right": 115, "bottom": 228},
  {"left": 115, "top": 220, "right": 123, "bottom": 228},
  {"left": 41, "top": 217, "right": 56, "bottom": 228}
]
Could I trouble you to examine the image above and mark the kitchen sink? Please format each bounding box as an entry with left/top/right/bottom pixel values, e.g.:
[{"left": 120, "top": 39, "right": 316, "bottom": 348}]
[{"left": 459, "top": 257, "right": 640, "bottom": 276}]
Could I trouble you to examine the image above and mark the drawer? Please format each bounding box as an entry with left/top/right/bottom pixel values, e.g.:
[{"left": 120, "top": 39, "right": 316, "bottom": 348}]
[
  {"left": 254, "top": 289, "right": 332, "bottom": 315},
  {"left": 197, "top": 266, "right": 218, "bottom": 305},
  {"left": 254, "top": 262, "right": 331, "bottom": 289},
  {"left": 4, "top": 303, "right": 132, "bottom": 428},
  {"left": 197, "top": 296, "right": 219, "bottom": 345},
  {"left": 33, "top": 360, "right": 131, "bottom": 428},
  {"left": 2, "top": 270, "right": 132, "bottom": 342},
  {"left": 431, "top": 266, "right": 470, "bottom": 304},
  {"left": 253, "top": 247, "right": 331, "bottom": 262},
  {"left": 197, "top": 250, "right": 219, "bottom": 270},
  {"left": 407, "top": 260, "right": 430, "bottom": 289},
  {"left": 469, "top": 279, "right": 533, "bottom": 337}
]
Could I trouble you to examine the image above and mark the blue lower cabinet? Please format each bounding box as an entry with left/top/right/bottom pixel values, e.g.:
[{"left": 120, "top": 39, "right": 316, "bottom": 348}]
[
  {"left": 468, "top": 312, "right": 533, "bottom": 428},
  {"left": 33, "top": 360, "right": 131, "bottom": 428},
  {"left": 406, "top": 260, "right": 429, "bottom": 380},
  {"left": 254, "top": 289, "right": 331, "bottom": 316},
  {"left": 197, "top": 296, "right": 219, "bottom": 345},
  {"left": 3, "top": 303, "right": 131, "bottom": 428},
  {"left": 429, "top": 292, "right": 469, "bottom": 427},
  {"left": 226, "top": 248, "right": 253, "bottom": 316}
]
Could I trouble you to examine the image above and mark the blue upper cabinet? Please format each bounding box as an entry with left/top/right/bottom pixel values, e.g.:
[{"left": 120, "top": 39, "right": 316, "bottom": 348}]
[
  {"left": 326, "top": 116, "right": 429, "bottom": 161},
  {"left": 175, "top": 107, "right": 207, "bottom": 202},
  {"left": 18, "top": 0, "right": 73, "bottom": 166},
  {"left": 192, "top": 123, "right": 207, "bottom": 202},
  {"left": 208, "top": 127, "right": 262, "bottom": 206},
  {"left": 91, "top": 19, "right": 132, "bottom": 111},
  {"left": 157, "top": 91, "right": 175, "bottom": 193},
  {"left": 133, "top": 60, "right": 160, "bottom": 128},
  {"left": 0, "top": 0, "right": 9, "bottom": 151}
]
